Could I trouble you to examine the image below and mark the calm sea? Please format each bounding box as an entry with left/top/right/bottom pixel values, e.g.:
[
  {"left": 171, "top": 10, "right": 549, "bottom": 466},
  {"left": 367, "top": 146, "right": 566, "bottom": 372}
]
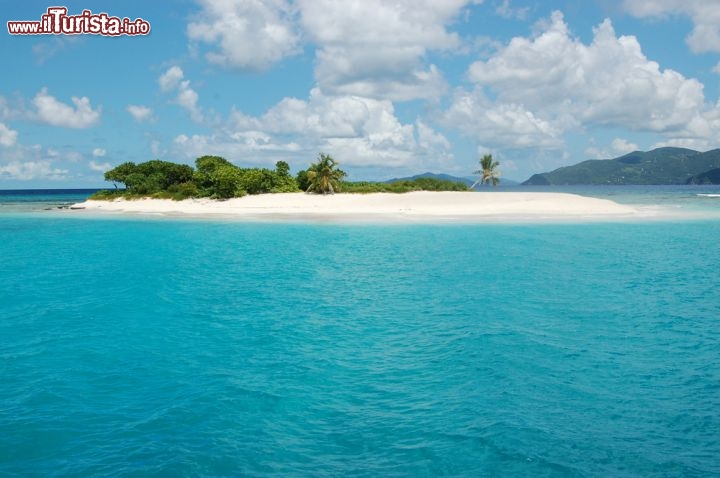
[{"left": 1, "top": 187, "right": 719, "bottom": 477}]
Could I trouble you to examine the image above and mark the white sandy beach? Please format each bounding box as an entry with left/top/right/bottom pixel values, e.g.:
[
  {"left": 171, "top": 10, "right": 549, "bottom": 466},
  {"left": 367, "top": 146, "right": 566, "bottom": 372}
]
[{"left": 67, "top": 191, "right": 654, "bottom": 222}]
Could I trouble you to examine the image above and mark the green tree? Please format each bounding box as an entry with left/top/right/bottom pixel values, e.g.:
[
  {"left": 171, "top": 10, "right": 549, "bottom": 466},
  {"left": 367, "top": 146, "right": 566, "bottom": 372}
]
[
  {"left": 238, "top": 168, "right": 274, "bottom": 195},
  {"left": 136, "top": 160, "right": 194, "bottom": 190},
  {"left": 271, "top": 161, "right": 298, "bottom": 192},
  {"left": 275, "top": 160, "right": 290, "bottom": 177},
  {"left": 296, "top": 169, "right": 310, "bottom": 191},
  {"left": 471, "top": 154, "right": 500, "bottom": 188},
  {"left": 305, "top": 153, "right": 346, "bottom": 194},
  {"left": 104, "top": 162, "right": 138, "bottom": 189},
  {"left": 103, "top": 160, "right": 193, "bottom": 194},
  {"left": 193, "top": 156, "right": 242, "bottom": 198},
  {"left": 211, "top": 165, "right": 244, "bottom": 199}
]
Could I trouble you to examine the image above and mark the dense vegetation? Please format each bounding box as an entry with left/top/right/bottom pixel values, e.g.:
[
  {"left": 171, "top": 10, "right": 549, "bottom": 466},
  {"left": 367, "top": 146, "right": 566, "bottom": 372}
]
[
  {"left": 91, "top": 153, "right": 470, "bottom": 200},
  {"left": 343, "top": 177, "right": 469, "bottom": 193},
  {"left": 523, "top": 147, "right": 720, "bottom": 185},
  {"left": 94, "top": 156, "right": 297, "bottom": 200}
]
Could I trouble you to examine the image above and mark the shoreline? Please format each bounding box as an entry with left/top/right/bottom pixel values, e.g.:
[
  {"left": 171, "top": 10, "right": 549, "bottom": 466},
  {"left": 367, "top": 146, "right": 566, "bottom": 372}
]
[{"left": 63, "top": 191, "right": 675, "bottom": 223}]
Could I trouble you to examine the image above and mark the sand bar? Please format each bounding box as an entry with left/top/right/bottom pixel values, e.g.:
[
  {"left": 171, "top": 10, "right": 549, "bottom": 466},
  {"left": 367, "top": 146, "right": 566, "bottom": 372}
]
[{"left": 65, "top": 191, "right": 662, "bottom": 223}]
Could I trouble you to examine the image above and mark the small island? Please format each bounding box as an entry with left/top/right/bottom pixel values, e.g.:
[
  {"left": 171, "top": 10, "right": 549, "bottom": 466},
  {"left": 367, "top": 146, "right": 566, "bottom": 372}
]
[
  {"left": 92, "top": 153, "right": 472, "bottom": 200},
  {"left": 70, "top": 153, "right": 649, "bottom": 222}
]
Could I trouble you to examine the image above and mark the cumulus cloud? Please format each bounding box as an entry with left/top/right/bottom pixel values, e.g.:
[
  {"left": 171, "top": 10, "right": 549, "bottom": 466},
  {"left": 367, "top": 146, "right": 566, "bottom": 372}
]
[
  {"left": 468, "top": 12, "right": 705, "bottom": 131},
  {"left": 31, "top": 88, "right": 101, "bottom": 128},
  {"left": 622, "top": 0, "right": 720, "bottom": 53},
  {"left": 92, "top": 148, "right": 106, "bottom": 157},
  {"left": 171, "top": 88, "right": 453, "bottom": 172},
  {"left": 183, "top": 0, "right": 478, "bottom": 102},
  {"left": 188, "top": 0, "right": 300, "bottom": 70},
  {"left": 89, "top": 160, "right": 112, "bottom": 172},
  {"left": 158, "top": 67, "right": 203, "bottom": 123},
  {"left": 443, "top": 11, "right": 720, "bottom": 151},
  {"left": 0, "top": 122, "right": 18, "bottom": 147},
  {"left": 127, "top": 104, "right": 155, "bottom": 123},
  {"left": 612, "top": 138, "right": 640, "bottom": 154},
  {"left": 0, "top": 160, "right": 68, "bottom": 180},
  {"left": 298, "top": 0, "right": 470, "bottom": 101},
  {"left": 176, "top": 84, "right": 202, "bottom": 122},
  {"left": 159, "top": 66, "right": 184, "bottom": 92},
  {"left": 443, "top": 88, "right": 565, "bottom": 149},
  {"left": 649, "top": 101, "right": 720, "bottom": 150},
  {"left": 495, "top": 0, "right": 529, "bottom": 20}
]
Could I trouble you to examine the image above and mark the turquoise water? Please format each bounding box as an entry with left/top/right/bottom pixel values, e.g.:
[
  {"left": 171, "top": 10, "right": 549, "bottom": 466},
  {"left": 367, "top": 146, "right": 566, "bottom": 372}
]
[
  {"left": 1, "top": 190, "right": 720, "bottom": 476},
  {"left": 0, "top": 189, "right": 101, "bottom": 214}
]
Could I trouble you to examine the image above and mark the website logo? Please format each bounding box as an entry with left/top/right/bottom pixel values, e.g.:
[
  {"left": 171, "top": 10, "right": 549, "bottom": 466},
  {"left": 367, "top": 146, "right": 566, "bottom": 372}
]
[{"left": 7, "top": 7, "right": 151, "bottom": 36}]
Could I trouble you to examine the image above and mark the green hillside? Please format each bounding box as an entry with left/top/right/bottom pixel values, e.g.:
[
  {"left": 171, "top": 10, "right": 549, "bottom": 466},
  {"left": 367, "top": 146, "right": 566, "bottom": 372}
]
[
  {"left": 523, "top": 147, "right": 720, "bottom": 185},
  {"left": 687, "top": 167, "right": 720, "bottom": 184}
]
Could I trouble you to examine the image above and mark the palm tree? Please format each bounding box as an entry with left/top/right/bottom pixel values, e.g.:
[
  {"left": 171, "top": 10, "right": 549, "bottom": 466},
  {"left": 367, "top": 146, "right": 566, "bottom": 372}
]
[
  {"left": 471, "top": 154, "right": 500, "bottom": 188},
  {"left": 305, "top": 153, "right": 347, "bottom": 194}
]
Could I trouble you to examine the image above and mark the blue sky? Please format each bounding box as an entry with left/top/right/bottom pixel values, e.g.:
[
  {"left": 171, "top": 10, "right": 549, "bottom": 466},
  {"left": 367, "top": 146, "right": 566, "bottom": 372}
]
[{"left": 2, "top": 0, "right": 720, "bottom": 187}]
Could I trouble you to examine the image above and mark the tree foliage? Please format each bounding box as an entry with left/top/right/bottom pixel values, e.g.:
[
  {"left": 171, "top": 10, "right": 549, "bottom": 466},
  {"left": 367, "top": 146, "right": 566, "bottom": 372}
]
[
  {"left": 94, "top": 153, "right": 474, "bottom": 201},
  {"left": 342, "top": 177, "right": 469, "bottom": 193},
  {"left": 304, "top": 153, "right": 346, "bottom": 194},
  {"left": 97, "top": 156, "right": 300, "bottom": 200},
  {"left": 103, "top": 160, "right": 193, "bottom": 194},
  {"left": 472, "top": 154, "right": 500, "bottom": 187}
]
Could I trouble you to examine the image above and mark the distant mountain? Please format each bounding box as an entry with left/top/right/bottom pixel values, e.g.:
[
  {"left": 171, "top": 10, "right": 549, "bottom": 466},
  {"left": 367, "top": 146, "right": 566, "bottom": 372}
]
[
  {"left": 385, "top": 172, "right": 519, "bottom": 187},
  {"left": 523, "top": 147, "right": 720, "bottom": 185},
  {"left": 687, "top": 168, "right": 720, "bottom": 184}
]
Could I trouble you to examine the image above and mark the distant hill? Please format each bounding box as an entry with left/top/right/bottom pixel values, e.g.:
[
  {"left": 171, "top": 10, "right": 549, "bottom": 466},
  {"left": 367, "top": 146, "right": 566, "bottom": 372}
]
[
  {"left": 687, "top": 168, "right": 720, "bottom": 184},
  {"left": 523, "top": 147, "right": 720, "bottom": 185}
]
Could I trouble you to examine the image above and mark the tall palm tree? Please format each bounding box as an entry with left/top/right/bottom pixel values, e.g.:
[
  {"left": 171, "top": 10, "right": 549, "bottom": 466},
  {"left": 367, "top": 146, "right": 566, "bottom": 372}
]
[
  {"left": 305, "top": 153, "right": 347, "bottom": 194},
  {"left": 471, "top": 154, "right": 500, "bottom": 188}
]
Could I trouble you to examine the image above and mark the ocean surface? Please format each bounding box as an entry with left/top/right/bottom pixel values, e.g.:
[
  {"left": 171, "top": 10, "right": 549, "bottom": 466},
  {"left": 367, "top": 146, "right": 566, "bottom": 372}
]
[{"left": 1, "top": 187, "right": 719, "bottom": 477}]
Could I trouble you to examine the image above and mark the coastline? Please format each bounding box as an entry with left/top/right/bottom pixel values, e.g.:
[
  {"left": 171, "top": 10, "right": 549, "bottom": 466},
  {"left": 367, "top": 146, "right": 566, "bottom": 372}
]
[{"left": 64, "top": 191, "right": 661, "bottom": 223}]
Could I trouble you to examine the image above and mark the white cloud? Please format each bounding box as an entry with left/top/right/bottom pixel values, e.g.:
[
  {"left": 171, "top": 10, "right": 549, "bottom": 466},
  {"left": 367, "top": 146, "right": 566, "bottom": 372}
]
[
  {"left": 584, "top": 146, "right": 605, "bottom": 159},
  {"left": 188, "top": 0, "right": 300, "bottom": 70},
  {"left": 65, "top": 151, "right": 83, "bottom": 163},
  {"left": 0, "top": 160, "right": 68, "bottom": 180},
  {"left": 180, "top": 0, "right": 484, "bottom": 126},
  {"left": 176, "top": 81, "right": 203, "bottom": 122},
  {"left": 0, "top": 97, "right": 10, "bottom": 121},
  {"left": 31, "top": 88, "right": 101, "bottom": 128},
  {"left": 32, "top": 36, "right": 81, "bottom": 64},
  {"left": 443, "top": 11, "right": 720, "bottom": 151},
  {"left": 158, "top": 67, "right": 203, "bottom": 123},
  {"left": 622, "top": 0, "right": 720, "bottom": 53},
  {"left": 298, "top": 0, "right": 471, "bottom": 100},
  {"left": 713, "top": 62, "right": 720, "bottom": 74},
  {"left": 92, "top": 148, "right": 106, "bottom": 157},
  {"left": 468, "top": 12, "right": 705, "bottom": 132},
  {"left": 171, "top": 88, "right": 453, "bottom": 172},
  {"left": 0, "top": 122, "right": 18, "bottom": 147},
  {"left": 442, "top": 87, "right": 565, "bottom": 149},
  {"left": 126, "top": 104, "right": 155, "bottom": 123},
  {"left": 612, "top": 138, "right": 639, "bottom": 154},
  {"left": 159, "top": 66, "right": 184, "bottom": 92},
  {"left": 496, "top": 0, "right": 529, "bottom": 20},
  {"left": 649, "top": 100, "right": 720, "bottom": 150},
  {"left": 89, "top": 160, "right": 112, "bottom": 172}
]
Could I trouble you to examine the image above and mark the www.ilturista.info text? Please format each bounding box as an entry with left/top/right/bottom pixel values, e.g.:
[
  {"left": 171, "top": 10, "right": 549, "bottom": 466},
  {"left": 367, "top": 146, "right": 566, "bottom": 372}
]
[{"left": 7, "top": 7, "right": 150, "bottom": 36}]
